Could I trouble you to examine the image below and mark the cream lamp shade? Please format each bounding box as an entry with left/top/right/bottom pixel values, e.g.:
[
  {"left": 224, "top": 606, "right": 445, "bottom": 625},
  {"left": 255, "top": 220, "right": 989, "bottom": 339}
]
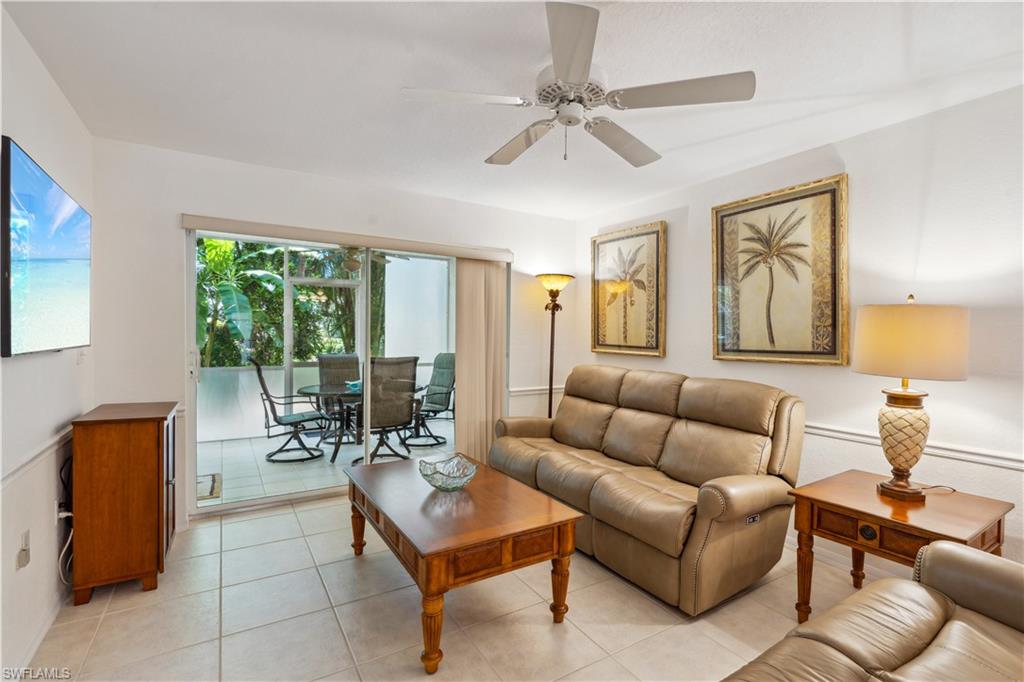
[
  {"left": 852, "top": 303, "right": 970, "bottom": 381},
  {"left": 536, "top": 273, "right": 575, "bottom": 293}
]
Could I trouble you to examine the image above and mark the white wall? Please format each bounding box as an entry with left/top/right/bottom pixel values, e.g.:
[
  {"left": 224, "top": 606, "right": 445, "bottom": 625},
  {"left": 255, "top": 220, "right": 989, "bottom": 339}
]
[
  {"left": 0, "top": 10, "right": 95, "bottom": 668},
  {"left": 90, "top": 137, "right": 577, "bottom": 420},
  {"left": 572, "top": 88, "right": 1024, "bottom": 560}
]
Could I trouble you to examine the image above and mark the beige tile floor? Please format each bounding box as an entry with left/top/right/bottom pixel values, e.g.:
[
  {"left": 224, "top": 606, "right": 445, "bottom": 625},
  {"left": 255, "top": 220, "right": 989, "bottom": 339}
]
[
  {"left": 35, "top": 495, "right": 876, "bottom": 681},
  {"left": 198, "top": 421, "right": 455, "bottom": 508}
]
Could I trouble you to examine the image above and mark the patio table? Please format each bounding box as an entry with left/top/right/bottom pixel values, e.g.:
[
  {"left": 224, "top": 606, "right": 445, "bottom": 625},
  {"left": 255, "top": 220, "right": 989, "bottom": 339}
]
[{"left": 298, "top": 384, "right": 363, "bottom": 461}]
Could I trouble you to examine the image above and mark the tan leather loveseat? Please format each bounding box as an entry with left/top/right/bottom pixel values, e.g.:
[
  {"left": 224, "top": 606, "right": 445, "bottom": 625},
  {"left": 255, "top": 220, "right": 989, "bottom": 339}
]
[
  {"left": 489, "top": 364, "right": 805, "bottom": 615},
  {"left": 726, "top": 541, "right": 1024, "bottom": 681}
]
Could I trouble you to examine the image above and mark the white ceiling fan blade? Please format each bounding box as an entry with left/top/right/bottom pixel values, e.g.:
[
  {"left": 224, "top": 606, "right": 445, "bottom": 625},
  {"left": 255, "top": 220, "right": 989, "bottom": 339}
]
[
  {"left": 546, "top": 2, "right": 599, "bottom": 85},
  {"left": 584, "top": 117, "right": 661, "bottom": 167},
  {"left": 401, "top": 88, "right": 533, "bottom": 107},
  {"left": 485, "top": 119, "right": 556, "bottom": 165},
  {"left": 606, "top": 71, "right": 756, "bottom": 110}
]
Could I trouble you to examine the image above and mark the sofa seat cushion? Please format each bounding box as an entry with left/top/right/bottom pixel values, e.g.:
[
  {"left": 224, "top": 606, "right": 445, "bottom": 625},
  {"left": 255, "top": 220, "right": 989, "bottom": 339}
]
[
  {"left": 536, "top": 449, "right": 633, "bottom": 512},
  {"left": 590, "top": 469, "right": 698, "bottom": 557},
  {"left": 489, "top": 436, "right": 550, "bottom": 488}
]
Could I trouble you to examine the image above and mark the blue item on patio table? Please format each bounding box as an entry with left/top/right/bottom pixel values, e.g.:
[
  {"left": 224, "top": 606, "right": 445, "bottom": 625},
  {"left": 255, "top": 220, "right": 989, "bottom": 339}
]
[{"left": 346, "top": 380, "right": 362, "bottom": 391}]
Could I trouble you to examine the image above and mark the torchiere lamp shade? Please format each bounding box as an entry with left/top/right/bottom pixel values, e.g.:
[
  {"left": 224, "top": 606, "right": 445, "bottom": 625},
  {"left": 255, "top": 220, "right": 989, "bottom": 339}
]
[
  {"left": 852, "top": 303, "right": 970, "bottom": 381},
  {"left": 852, "top": 300, "right": 969, "bottom": 501},
  {"left": 536, "top": 273, "right": 575, "bottom": 293}
]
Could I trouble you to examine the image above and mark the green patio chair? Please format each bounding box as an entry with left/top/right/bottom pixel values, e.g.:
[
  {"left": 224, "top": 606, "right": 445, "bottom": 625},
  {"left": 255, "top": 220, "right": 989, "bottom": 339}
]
[{"left": 407, "top": 352, "right": 454, "bottom": 447}]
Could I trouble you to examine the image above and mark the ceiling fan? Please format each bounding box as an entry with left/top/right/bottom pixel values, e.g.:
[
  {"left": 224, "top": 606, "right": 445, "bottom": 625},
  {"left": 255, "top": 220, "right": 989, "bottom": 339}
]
[{"left": 402, "top": 2, "right": 756, "bottom": 167}]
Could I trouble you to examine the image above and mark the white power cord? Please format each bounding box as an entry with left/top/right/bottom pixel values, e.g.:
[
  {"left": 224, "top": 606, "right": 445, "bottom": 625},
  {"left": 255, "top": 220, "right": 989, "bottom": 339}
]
[{"left": 58, "top": 511, "right": 74, "bottom": 586}]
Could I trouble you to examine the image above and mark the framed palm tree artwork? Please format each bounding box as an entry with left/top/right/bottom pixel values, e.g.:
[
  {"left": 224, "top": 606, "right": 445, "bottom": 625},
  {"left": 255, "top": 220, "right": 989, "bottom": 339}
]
[
  {"left": 591, "top": 221, "right": 666, "bottom": 356},
  {"left": 712, "top": 174, "right": 848, "bottom": 364}
]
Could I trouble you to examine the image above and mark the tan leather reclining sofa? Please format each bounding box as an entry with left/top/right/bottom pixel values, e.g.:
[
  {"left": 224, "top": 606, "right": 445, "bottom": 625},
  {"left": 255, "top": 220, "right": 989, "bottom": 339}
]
[
  {"left": 489, "top": 364, "right": 805, "bottom": 616},
  {"left": 726, "top": 541, "right": 1024, "bottom": 681}
]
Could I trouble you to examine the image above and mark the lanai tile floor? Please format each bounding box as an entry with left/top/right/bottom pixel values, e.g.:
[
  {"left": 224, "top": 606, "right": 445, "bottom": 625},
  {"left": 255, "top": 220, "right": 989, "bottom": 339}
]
[
  {"left": 33, "top": 493, "right": 885, "bottom": 681},
  {"left": 198, "top": 421, "right": 455, "bottom": 507}
]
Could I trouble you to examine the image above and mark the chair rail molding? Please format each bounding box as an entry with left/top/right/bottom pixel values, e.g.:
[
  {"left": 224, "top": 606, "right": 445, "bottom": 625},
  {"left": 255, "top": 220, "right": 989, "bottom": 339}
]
[
  {"left": 510, "top": 385, "right": 566, "bottom": 397},
  {"left": 1, "top": 427, "right": 73, "bottom": 485},
  {"left": 805, "top": 422, "right": 1023, "bottom": 472}
]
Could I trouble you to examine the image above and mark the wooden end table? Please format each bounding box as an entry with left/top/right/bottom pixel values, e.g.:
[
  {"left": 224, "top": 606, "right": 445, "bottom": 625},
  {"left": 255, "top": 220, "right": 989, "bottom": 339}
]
[
  {"left": 790, "top": 469, "right": 1014, "bottom": 623},
  {"left": 345, "top": 459, "right": 582, "bottom": 674}
]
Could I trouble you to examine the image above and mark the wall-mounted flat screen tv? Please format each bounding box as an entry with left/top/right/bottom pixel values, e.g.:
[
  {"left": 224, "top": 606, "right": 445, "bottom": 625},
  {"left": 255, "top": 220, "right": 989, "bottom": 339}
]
[{"left": 1, "top": 136, "right": 91, "bottom": 357}]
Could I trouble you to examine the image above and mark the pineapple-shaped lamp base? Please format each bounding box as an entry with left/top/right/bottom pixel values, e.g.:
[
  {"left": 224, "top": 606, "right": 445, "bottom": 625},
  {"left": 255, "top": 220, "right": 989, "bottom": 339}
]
[{"left": 877, "top": 386, "right": 929, "bottom": 502}]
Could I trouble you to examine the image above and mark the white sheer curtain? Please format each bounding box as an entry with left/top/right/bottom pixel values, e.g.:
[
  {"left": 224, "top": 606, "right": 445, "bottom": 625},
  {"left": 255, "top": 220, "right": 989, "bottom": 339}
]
[{"left": 454, "top": 258, "right": 508, "bottom": 462}]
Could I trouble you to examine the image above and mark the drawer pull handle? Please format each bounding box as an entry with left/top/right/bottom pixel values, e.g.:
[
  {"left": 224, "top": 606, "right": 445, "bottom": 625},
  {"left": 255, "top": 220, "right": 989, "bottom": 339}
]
[{"left": 859, "top": 525, "right": 877, "bottom": 541}]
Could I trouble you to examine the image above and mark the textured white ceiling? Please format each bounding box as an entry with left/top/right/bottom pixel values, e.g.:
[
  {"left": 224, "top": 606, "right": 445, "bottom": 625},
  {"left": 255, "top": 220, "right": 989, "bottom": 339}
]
[{"left": 6, "top": 2, "right": 1022, "bottom": 219}]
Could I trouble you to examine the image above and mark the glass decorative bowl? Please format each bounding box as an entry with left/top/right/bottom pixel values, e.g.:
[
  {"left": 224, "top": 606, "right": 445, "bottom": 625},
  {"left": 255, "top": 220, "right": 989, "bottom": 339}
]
[{"left": 419, "top": 453, "right": 477, "bottom": 492}]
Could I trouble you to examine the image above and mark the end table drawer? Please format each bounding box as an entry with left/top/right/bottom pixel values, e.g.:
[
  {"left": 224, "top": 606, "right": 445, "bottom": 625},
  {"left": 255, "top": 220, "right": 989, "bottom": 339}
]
[
  {"left": 816, "top": 508, "right": 858, "bottom": 540},
  {"left": 878, "top": 526, "right": 929, "bottom": 561},
  {"left": 815, "top": 505, "right": 929, "bottom": 561}
]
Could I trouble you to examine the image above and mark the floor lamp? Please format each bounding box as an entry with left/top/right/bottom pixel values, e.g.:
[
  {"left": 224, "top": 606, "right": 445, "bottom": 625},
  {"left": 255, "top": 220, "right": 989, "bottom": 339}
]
[{"left": 536, "top": 274, "right": 575, "bottom": 418}]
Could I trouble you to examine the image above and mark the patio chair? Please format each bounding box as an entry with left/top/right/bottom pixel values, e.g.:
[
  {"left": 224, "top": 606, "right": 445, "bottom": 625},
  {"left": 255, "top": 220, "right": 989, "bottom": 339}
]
[
  {"left": 251, "top": 359, "right": 325, "bottom": 462},
  {"left": 352, "top": 355, "right": 419, "bottom": 464},
  {"left": 406, "top": 352, "right": 454, "bottom": 447},
  {"left": 317, "top": 353, "right": 361, "bottom": 445}
]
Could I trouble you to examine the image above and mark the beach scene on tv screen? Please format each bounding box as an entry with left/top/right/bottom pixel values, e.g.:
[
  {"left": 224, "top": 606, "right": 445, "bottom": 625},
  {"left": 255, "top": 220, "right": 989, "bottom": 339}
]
[{"left": 9, "top": 141, "right": 91, "bottom": 355}]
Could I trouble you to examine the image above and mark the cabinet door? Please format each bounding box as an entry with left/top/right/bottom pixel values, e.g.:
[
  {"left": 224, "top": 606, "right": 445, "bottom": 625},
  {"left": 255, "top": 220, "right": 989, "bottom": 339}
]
[{"left": 164, "top": 415, "right": 176, "bottom": 556}]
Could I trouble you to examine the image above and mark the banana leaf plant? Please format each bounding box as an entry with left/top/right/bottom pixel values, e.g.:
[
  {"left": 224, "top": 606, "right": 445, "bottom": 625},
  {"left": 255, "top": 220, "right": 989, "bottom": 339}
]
[{"left": 196, "top": 239, "right": 283, "bottom": 366}]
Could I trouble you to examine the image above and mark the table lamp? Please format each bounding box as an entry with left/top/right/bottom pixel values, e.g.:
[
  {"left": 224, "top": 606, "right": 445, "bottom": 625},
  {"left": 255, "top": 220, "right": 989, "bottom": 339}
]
[
  {"left": 852, "top": 295, "right": 969, "bottom": 501},
  {"left": 536, "top": 274, "right": 575, "bottom": 418}
]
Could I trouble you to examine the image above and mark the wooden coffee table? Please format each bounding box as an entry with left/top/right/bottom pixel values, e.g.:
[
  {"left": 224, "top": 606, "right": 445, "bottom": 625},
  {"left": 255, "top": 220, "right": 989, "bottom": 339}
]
[{"left": 344, "top": 459, "right": 582, "bottom": 674}]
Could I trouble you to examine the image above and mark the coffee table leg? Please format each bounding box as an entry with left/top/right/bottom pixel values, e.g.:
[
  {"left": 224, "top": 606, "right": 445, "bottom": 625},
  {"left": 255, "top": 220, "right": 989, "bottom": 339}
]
[
  {"left": 351, "top": 505, "right": 366, "bottom": 556},
  {"left": 550, "top": 556, "right": 570, "bottom": 623},
  {"left": 421, "top": 594, "right": 444, "bottom": 674}
]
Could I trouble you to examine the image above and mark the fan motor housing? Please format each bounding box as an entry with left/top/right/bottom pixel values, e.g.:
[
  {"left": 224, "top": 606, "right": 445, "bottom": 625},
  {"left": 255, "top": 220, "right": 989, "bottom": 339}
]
[{"left": 535, "top": 64, "right": 607, "bottom": 110}]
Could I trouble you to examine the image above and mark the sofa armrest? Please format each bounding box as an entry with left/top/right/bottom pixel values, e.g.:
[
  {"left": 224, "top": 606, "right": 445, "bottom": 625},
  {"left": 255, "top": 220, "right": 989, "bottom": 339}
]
[
  {"left": 494, "top": 416, "right": 554, "bottom": 439},
  {"left": 915, "top": 541, "right": 1024, "bottom": 631},
  {"left": 697, "top": 475, "right": 793, "bottom": 523}
]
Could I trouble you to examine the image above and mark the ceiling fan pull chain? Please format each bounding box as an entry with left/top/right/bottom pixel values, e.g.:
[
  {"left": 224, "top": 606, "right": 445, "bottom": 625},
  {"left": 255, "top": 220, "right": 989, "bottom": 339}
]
[{"left": 563, "top": 126, "right": 568, "bottom": 161}]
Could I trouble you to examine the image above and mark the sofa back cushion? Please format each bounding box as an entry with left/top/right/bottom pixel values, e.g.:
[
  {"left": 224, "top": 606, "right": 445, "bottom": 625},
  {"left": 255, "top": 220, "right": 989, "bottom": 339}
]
[
  {"left": 602, "top": 408, "right": 675, "bottom": 467},
  {"left": 552, "top": 365, "right": 627, "bottom": 451},
  {"left": 658, "top": 419, "right": 771, "bottom": 486},
  {"left": 564, "top": 365, "right": 628, "bottom": 404},
  {"left": 618, "top": 370, "right": 686, "bottom": 415},
  {"left": 552, "top": 396, "right": 616, "bottom": 451},
  {"left": 676, "top": 377, "right": 784, "bottom": 437}
]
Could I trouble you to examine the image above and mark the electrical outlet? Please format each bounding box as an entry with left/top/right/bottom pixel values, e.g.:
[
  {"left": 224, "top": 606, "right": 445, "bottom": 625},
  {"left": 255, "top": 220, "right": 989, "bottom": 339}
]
[{"left": 16, "top": 530, "right": 30, "bottom": 569}]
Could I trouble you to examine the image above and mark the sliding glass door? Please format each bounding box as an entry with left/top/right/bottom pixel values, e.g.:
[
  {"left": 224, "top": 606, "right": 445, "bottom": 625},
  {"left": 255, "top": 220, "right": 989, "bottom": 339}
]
[
  {"left": 366, "top": 250, "right": 456, "bottom": 462},
  {"left": 190, "top": 234, "right": 456, "bottom": 513}
]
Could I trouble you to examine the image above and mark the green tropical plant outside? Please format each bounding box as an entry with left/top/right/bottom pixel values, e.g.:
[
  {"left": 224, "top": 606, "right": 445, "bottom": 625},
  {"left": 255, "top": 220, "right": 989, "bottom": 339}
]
[
  {"left": 196, "top": 239, "right": 386, "bottom": 367},
  {"left": 604, "top": 244, "right": 647, "bottom": 342},
  {"left": 737, "top": 207, "right": 810, "bottom": 348}
]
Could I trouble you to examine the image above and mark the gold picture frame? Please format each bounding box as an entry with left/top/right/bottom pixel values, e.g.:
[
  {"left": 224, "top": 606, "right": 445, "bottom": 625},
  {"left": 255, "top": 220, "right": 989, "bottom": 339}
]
[
  {"left": 712, "top": 174, "right": 848, "bottom": 364},
  {"left": 591, "top": 221, "right": 667, "bottom": 357}
]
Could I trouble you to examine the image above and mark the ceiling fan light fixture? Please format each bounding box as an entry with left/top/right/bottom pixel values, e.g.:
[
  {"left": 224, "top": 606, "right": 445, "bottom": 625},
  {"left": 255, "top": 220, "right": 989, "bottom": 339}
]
[{"left": 406, "top": 2, "right": 758, "bottom": 168}]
